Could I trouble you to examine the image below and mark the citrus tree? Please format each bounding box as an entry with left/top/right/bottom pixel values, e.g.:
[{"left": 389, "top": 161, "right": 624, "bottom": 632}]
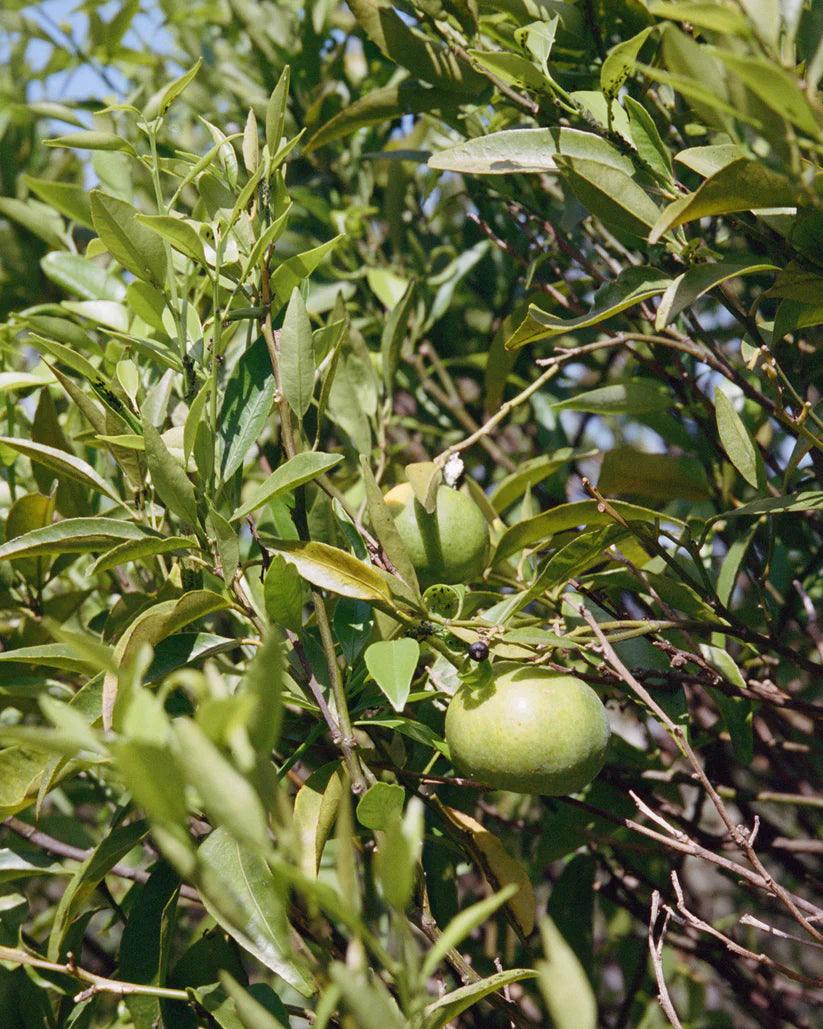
[{"left": 0, "top": 1, "right": 822, "bottom": 1026}]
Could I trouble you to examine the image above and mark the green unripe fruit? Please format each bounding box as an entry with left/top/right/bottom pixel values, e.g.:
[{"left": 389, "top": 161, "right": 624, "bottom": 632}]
[
  {"left": 445, "top": 666, "right": 610, "bottom": 796},
  {"left": 384, "top": 482, "right": 489, "bottom": 589}
]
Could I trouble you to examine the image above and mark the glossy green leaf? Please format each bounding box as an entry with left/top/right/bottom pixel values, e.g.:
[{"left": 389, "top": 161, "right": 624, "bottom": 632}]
[
  {"left": 0, "top": 196, "right": 66, "bottom": 247},
  {"left": 219, "top": 338, "right": 276, "bottom": 481},
  {"left": 429, "top": 127, "right": 633, "bottom": 176},
  {"left": 232, "top": 452, "right": 342, "bottom": 522},
  {"left": 347, "top": 0, "right": 484, "bottom": 95},
  {"left": 553, "top": 381, "right": 670, "bottom": 415},
  {"left": 48, "top": 820, "right": 149, "bottom": 961},
  {"left": 656, "top": 261, "right": 777, "bottom": 328},
  {"left": 714, "top": 388, "right": 759, "bottom": 488},
  {"left": 650, "top": 160, "right": 799, "bottom": 242},
  {"left": 496, "top": 500, "right": 679, "bottom": 563},
  {"left": 360, "top": 457, "right": 421, "bottom": 596},
  {"left": 174, "top": 719, "right": 270, "bottom": 851},
  {"left": 143, "top": 59, "right": 202, "bottom": 120},
  {"left": 143, "top": 418, "right": 198, "bottom": 527},
  {"left": 507, "top": 268, "right": 671, "bottom": 349},
  {"left": 270, "top": 234, "right": 345, "bottom": 307},
  {"left": 91, "top": 535, "right": 194, "bottom": 574},
  {"left": 267, "top": 539, "right": 393, "bottom": 604},
  {"left": 536, "top": 916, "right": 597, "bottom": 1029},
  {"left": 89, "top": 190, "right": 167, "bottom": 286},
  {"left": 136, "top": 214, "right": 207, "bottom": 265},
  {"left": 280, "top": 288, "right": 315, "bottom": 420},
  {"left": 424, "top": 969, "right": 538, "bottom": 1028},
  {"left": 356, "top": 781, "right": 405, "bottom": 830},
  {"left": 601, "top": 27, "right": 654, "bottom": 98},
  {"left": 23, "top": 175, "right": 93, "bottom": 228},
  {"left": 45, "top": 130, "right": 136, "bottom": 155},
  {"left": 265, "top": 65, "right": 290, "bottom": 149},
  {"left": 364, "top": 639, "right": 420, "bottom": 713},
  {"left": 197, "top": 827, "right": 314, "bottom": 995},
  {"left": 0, "top": 517, "right": 152, "bottom": 561}
]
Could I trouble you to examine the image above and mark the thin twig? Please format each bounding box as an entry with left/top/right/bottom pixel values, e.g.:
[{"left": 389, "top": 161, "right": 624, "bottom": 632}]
[{"left": 648, "top": 890, "right": 683, "bottom": 1028}]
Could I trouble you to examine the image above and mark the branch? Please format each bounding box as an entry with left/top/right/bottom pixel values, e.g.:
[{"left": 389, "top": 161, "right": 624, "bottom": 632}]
[
  {"left": 648, "top": 890, "right": 683, "bottom": 1028},
  {"left": 580, "top": 606, "right": 823, "bottom": 943}
]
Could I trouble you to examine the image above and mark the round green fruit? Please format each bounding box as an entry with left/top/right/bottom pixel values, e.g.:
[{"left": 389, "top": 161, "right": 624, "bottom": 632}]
[
  {"left": 384, "top": 482, "right": 489, "bottom": 589},
  {"left": 445, "top": 666, "right": 610, "bottom": 796}
]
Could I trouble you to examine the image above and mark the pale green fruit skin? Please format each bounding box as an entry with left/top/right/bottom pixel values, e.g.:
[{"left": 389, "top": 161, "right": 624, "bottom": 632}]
[
  {"left": 384, "top": 482, "right": 489, "bottom": 589},
  {"left": 445, "top": 667, "right": 610, "bottom": 796}
]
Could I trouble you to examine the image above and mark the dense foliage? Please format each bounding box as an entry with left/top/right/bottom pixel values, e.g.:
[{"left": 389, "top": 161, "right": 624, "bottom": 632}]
[{"left": 1, "top": 1, "right": 822, "bottom": 1026}]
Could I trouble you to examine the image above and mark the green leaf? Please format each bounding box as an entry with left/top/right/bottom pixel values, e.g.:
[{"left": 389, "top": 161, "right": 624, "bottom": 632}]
[
  {"left": 381, "top": 281, "right": 416, "bottom": 391},
  {"left": 359, "top": 457, "right": 421, "bottom": 596},
  {"left": 197, "top": 827, "right": 314, "bottom": 996},
  {"left": 219, "top": 972, "right": 289, "bottom": 1029},
  {"left": 305, "top": 81, "right": 456, "bottom": 153},
  {"left": 556, "top": 156, "right": 660, "bottom": 239},
  {"left": 420, "top": 885, "right": 519, "bottom": 983},
  {"left": 536, "top": 916, "right": 597, "bottom": 1029},
  {"left": 143, "top": 418, "right": 199, "bottom": 527},
  {"left": 0, "top": 372, "right": 55, "bottom": 396},
  {"left": 267, "top": 539, "right": 393, "bottom": 604},
  {"left": 655, "top": 261, "right": 777, "bottom": 328},
  {"left": 218, "top": 338, "right": 276, "bottom": 481},
  {"left": 599, "top": 447, "right": 710, "bottom": 501},
  {"left": 0, "top": 848, "right": 66, "bottom": 884},
  {"left": 0, "top": 517, "right": 155, "bottom": 561},
  {"left": 119, "top": 861, "right": 180, "bottom": 1029},
  {"left": 0, "top": 644, "right": 97, "bottom": 675},
  {"left": 45, "top": 130, "right": 136, "bottom": 154},
  {"left": 601, "top": 27, "right": 654, "bottom": 98},
  {"left": 207, "top": 506, "right": 239, "bottom": 585},
  {"left": 424, "top": 969, "right": 538, "bottom": 1028},
  {"left": 710, "top": 48, "right": 821, "bottom": 137},
  {"left": 136, "top": 214, "right": 207, "bottom": 265},
  {"left": 143, "top": 59, "right": 202, "bottom": 120},
  {"left": 650, "top": 160, "right": 799, "bottom": 243},
  {"left": 280, "top": 288, "right": 315, "bottom": 420},
  {"left": 468, "top": 49, "right": 553, "bottom": 91},
  {"left": 40, "top": 252, "right": 125, "bottom": 301},
  {"left": 507, "top": 268, "right": 671, "bottom": 349},
  {"left": 490, "top": 450, "right": 593, "bottom": 513},
  {"left": 648, "top": 0, "right": 749, "bottom": 33},
  {"left": 265, "top": 65, "right": 290, "bottom": 149},
  {"left": 263, "top": 555, "right": 304, "bottom": 632},
  {"left": 232, "top": 452, "right": 342, "bottom": 522},
  {"left": 293, "top": 762, "right": 344, "bottom": 877},
  {"left": 146, "top": 633, "right": 240, "bottom": 684},
  {"left": 347, "top": 0, "right": 484, "bottom": 95},
  {"left": 270, "top": 234, "right": 345, "bottom": 307},
  {"left": 553, "top": 381, "right": 670, "bottom": 415},
  {"left": 92, "top": 536, "right": 195, "bottom": 575},
  {"left": 623, "top": 96, "right": 673, "bottom": 180},
  {"left": 674, "top": 143, "right": 744, "bottom": 178},
  {"left": 405, "top": 461, "right": 442, "bottom": 514},
  {"left": 0, "top": 197, "right": 65, "bottom": 247},
  {"left": 48, "top": 821, "right": 149, "bottom": 961},
  {"left": 243, "top": 631, "right": 283, "bottom": 755},
  {"left": 496, "top": 500, "right": 678, "bottom": 563},
  {"left": 24, "top": 175, "right": 93, "bottom": 228},
  {"left": 174, "top": 719, "right": 270, "bottom": 850},
  {"left": 103, "top": 590, "right": 231, "bottom": 728},
  {"left": 356, "top": 781, "right": 405, "bottom": 830},
  {"left": 90, "top": 190, "right": 167, "bottom": 287},
  {"left": 714, "top": 388, "right": 759, "bottom": 488},
  {"left": 364, "top": 639, "right": 420, "bottom": 713},
  {"left": 429, "top": 127, "right": 633, "bottom": 175}
]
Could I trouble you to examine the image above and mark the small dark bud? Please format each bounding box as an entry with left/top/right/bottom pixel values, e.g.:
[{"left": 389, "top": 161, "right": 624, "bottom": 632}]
[{"left": 468, "top": 641, "right": 489, "bottom": 662}]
